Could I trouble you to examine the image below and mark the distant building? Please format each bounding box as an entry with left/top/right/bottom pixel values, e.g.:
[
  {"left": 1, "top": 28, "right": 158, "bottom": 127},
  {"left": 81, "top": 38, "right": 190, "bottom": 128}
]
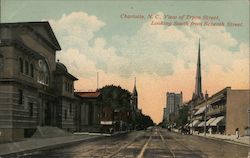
[
  {"left": 163, "top": 106, "right": 170, "bottom": 122},
  {"left": 74, "top": 91, "right": 102, "bottom": 132},
  {"left": 163, "top": 92, "right": 183, "bottom": 123}
]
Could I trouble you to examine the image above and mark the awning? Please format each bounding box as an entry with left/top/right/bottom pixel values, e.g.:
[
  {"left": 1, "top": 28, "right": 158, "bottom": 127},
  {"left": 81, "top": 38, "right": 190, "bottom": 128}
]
[
  {"left": 195, "top": 106, "right": 206, "bottom": 115},
  {"left": 206, "top": 118, "right": 216, "bottom": 126},
  {"left": 210, "top": 116, "right": 225, "bottom": 126},
  {"left": 184, "top": 123, "right": 189, "bottom": 127},
  {"left": 100, "top": 121, "right": 114, "bottom": 125},
  {"left": 189, "top": 120, "right": 200, "bottom": 127},
  {"left": 210, "top": 98, "right": 223, "bottom": 105},
  {"left": 198, "top": 121, "right": 205, "bottom": 127}
]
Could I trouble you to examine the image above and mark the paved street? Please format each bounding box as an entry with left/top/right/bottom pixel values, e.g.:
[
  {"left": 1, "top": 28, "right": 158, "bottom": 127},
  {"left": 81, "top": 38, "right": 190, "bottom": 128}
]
[{"left": 4, "top": 127, "right": 249, "bottom": 158}]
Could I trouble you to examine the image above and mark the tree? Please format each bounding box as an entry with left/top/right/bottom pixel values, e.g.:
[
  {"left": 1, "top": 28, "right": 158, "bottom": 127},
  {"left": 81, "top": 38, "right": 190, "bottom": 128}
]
[
  {"left": 98, "top": 85, "right": 131, "bottom": 108},
  {"left": 176, "top": 106, "right": 189, "bottom": 127}
]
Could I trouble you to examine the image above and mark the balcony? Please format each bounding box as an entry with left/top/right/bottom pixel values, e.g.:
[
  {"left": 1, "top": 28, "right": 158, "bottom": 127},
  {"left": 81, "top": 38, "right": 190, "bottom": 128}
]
[{"left": 207, "top": 106, "right": 226, "bottom": 116}]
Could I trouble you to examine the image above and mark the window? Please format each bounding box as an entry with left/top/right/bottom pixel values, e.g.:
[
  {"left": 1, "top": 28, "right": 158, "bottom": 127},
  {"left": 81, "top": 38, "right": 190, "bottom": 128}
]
[
  {"left": 29, "top": 103, "right": 33, "bottom": 117},
  {"left": 37, "top": 59, "right": 49, "bottom": 85},
  {"left": 64, "top": 109, "right": 67, "bottom": 120},
  {"left": 65, "top": 81, "right": 68, "bottom": 91},
  {"left": 25, "top": 61, "right": 29, "bottom": 75},
  {"left": 18, "top": 89, "right": 23, "bottom": 104},
  {"left": 70, "top": 84, "right": 72, "bottom": 93},
  {"left": 19, "top": 58, "right": 23, "bottom": 73},
  {"left": 30, "top": 63, "right": 34, "bottom": 77},
  {"left": 69, "top": 104, "right": 72, "bottom": 114},
  {"left": 0, "top": 55, "right": 3, "bottom": 69}
]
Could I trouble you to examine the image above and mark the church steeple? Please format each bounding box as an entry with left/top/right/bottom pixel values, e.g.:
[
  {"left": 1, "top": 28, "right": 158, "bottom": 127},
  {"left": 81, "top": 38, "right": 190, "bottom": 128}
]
[
  {"left": 133, "top": 77, "right": 138, "bottom": 96},
  {"left": 132, "top": 77, "right": 138, "bottom": 109},
  {"left": 193, "top": 39, "right": 203, "bottom": 100}
]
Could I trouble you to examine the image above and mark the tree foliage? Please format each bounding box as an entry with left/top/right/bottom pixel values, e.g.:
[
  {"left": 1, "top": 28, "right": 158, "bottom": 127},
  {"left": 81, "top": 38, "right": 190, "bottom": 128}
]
[
  {"left": 98, "top": 85, "right": 131, "bottom": 108},
  {"left": 176, "top": 106, "right": 189, "bottom": 126},
  {"left": 134, "top": 113, "right": 155, "bottom": 129}
]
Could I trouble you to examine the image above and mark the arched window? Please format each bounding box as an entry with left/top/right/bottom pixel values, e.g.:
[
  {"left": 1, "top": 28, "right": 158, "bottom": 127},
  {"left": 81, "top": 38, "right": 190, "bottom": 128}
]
[
  {"left": 37, "top": 59, "right": 49, "bottom": 85},
  {"left": 19, "top": 58, "right": 23, "bottom": 73},
  {"left": 30, "top": 63, "right": 34, "bottom": 77}
]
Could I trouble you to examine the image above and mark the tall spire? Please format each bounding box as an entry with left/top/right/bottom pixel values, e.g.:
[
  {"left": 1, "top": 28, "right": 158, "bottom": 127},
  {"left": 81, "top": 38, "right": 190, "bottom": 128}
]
[
  {"left": 133, "top": 77, "right": 137, "bottom": 96},
  {"left": 132, "top": 77, "right": 138, "bottom": 109},
  {"left": 194, "top": 39, "right": 203, "bottom": 99}
]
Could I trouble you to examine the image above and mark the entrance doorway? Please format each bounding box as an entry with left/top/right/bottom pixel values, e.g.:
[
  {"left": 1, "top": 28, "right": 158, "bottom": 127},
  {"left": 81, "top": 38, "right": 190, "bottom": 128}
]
[{"left": 45, "top": 102, "right": 52, "bottom": 125}]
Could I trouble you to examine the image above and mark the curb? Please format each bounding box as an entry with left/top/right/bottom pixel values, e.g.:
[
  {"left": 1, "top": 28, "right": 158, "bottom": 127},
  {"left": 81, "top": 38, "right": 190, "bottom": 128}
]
[{"left": 0, "top": 135, "right": 104, "bottom": 157}]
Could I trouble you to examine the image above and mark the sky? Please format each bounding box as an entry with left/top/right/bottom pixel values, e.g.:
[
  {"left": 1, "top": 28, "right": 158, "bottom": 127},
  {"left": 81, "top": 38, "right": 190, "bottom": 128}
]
[{"left": 1, "top": 0, "right": 249, "bottom": 123}]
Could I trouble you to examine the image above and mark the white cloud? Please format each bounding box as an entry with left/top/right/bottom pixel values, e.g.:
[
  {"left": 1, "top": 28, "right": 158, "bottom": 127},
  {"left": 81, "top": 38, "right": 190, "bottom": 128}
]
[
  {"left": 49, "top": 11, "right": 248, "bottom": 80},
  {"left": 49, "top": 12, "right": 105, "bottom": 50}
]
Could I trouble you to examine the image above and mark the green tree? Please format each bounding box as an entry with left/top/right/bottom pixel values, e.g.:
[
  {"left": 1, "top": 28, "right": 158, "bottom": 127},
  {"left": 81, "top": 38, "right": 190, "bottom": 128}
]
[
  {"left": 176, "top": 106, "right": 189, "bottom": 127},
  {"left": 98, "top": 85, "right": 131, "bottom": 108}
]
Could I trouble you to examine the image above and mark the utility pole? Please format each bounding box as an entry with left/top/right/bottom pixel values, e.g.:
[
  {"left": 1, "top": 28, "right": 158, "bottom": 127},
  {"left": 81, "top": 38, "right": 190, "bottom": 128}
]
[{"left": 204, "top": 91, "right": 208, "bottom": 136}]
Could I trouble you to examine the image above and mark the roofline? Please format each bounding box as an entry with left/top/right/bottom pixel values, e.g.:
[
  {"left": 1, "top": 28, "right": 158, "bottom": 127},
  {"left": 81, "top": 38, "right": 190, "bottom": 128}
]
[
  {"left": 55, "top": 71, "right": 78, "bottom": 81},
  {"left": 0, "top": 21, "right": 61, "bottom": 51},
  {"left": 74, "top": 92, "right": 101, "bottom": 99}
]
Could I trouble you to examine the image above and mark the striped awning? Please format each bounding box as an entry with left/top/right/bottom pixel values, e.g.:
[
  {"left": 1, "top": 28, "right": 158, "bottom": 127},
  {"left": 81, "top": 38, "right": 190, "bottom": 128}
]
[
  {"left": 189, "top": 120, "right": 200, "bottom": 127},
  {"left": 210, "top": 116, "right": 224, "bottom": 126},
  {"left": 198, "top": 121, "right": 205, "bottom": 127},
  {"left": 206, "top": 118, "right": 216, "bottom": 126}
]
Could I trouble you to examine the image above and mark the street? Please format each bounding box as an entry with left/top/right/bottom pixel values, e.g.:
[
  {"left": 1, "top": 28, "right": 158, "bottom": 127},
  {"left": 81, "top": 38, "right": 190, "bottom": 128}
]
[{"left": 5, "top": 127, "right": 249, "bottom": 158}]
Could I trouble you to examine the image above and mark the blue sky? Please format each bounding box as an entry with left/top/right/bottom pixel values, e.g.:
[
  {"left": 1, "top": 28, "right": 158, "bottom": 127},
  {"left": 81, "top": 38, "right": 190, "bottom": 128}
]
[{"left": 2, "top": 0, "right": 249, "bottom": 43}]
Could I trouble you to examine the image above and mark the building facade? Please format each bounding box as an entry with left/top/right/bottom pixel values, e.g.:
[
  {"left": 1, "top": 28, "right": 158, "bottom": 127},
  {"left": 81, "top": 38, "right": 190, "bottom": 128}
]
[
  {"left": 163, "top": 92, "right": 183, "bottom": 123},
  {"left": 0, "top": 22, "right": 78, "bottom": 141},
  {"left": 75, "top": 91, "right": 102, "bottom": 132},
  {"left": 192, "top": 87, "right": 250, "bottom": 136}
]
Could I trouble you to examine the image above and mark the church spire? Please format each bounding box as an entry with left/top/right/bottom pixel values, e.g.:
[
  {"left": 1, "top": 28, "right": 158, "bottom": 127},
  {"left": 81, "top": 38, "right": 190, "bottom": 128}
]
[
  {"left": 194, "top": 39, "right": 203, "bottom": 99},
  {"left": 132, "top": 77, "right": 138, "bottom": 109},
  {"left": 133, "top": 77, "right": 137, "bottom": 96}
]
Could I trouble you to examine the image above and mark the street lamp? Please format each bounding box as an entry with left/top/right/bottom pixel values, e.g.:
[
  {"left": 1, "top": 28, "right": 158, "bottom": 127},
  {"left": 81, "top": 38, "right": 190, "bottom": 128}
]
[{"left": 204, "top": 91, "right": 208, "bottom": 136}]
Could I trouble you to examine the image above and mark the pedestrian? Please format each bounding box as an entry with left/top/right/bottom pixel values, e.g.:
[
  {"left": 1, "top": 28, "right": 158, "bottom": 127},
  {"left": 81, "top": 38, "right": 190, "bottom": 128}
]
[
  {"left": 209, "top": 128, "right": 212, "bottom": 135},
  {"left": 235, "top": 128, "right": 239, "bottom": 139}
]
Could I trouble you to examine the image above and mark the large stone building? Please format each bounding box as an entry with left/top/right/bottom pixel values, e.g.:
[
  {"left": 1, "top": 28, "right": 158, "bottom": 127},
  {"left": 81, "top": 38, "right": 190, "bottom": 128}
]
[{"left": 0, "top": 22, "right": 78, "bottom": 141}]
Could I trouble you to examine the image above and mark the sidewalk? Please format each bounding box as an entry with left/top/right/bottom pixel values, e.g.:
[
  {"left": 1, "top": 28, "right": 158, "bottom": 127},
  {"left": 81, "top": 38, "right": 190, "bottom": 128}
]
[
  {"left": 0, "top": 134, "right": 103, "bottom": 157},
  {"left": 194, "top": 132, "right": 250, "bottom": 146},
  {"left": 172, "top": 128, "right": 249, "bottom": 146}
]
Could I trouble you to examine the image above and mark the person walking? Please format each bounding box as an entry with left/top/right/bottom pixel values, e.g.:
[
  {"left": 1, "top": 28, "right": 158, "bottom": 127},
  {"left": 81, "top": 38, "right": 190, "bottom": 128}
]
[{"left": 235, "top": 128, "right": 239, "bottom": 139}]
